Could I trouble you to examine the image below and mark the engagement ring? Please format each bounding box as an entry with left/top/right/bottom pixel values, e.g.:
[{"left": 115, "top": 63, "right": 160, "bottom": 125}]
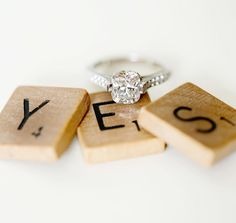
[{"left": 89, "top": 56, "right": 170, "bottom": 104}]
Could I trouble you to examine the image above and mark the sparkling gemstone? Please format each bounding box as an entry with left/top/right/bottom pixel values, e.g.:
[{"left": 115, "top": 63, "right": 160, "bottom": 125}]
[{"left": 111, "top": 71, "right": 141, "bottom": 104}]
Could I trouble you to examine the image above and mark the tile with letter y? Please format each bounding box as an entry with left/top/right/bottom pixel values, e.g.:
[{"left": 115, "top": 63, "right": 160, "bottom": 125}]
[
  {"left": 0, "top": 86, "right": 90, "bottom": 162},
  {"left": 138, "top": 82, "right": 236, "bottom": 166},
  {"left": 77, "top": 92, "right": 165, "bottom": 163}
]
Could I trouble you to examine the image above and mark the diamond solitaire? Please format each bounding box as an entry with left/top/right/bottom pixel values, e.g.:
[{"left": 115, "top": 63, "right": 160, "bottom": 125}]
[
  {"left": 90, "top": 56, "right": 170, "bottom": 104},
  {"left": 111, "top": 71, "right": 141, "bottom": 104}
]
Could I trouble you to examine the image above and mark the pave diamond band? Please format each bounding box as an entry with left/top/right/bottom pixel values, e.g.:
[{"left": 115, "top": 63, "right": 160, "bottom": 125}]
[{"left": 89, "top": 56, "right": 170, "bottom": 104}]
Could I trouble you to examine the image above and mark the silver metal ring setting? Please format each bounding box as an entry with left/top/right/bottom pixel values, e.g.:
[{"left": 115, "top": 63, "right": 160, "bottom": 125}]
[{"left": 90, "top": 57, "right": 170, "bottom": 104}]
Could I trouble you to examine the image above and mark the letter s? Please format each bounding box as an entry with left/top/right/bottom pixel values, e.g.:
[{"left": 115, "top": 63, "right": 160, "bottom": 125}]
[{"left": 173, "top": 106, "right": 217, "bottom": 133}]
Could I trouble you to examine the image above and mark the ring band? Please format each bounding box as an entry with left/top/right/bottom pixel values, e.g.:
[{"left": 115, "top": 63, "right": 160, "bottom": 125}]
[{"left": 89, "top": 56, "right": 170, "bottom": 104}]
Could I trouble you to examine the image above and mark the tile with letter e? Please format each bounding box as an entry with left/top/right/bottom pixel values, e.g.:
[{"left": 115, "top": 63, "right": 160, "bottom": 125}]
[
  {"left": 139, "top": 82, "right": 236, "bottom": 166},
  {"left": 0, "top": 86, "right": 90, "bottom": 162},
  {"left": 77, "top": 92, "right": 165, "bottom": 163}
]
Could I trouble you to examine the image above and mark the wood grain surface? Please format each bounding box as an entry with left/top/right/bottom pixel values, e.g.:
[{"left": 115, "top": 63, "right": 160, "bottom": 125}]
[
  {"left": 139, "top": 82, "right": 236, "bottom": 166},
  {"left": 77, "top": 92, "right": 165, "bottom": 163},
  {"left": 0, "top": 86, "right": 90, "bottom": 162}
]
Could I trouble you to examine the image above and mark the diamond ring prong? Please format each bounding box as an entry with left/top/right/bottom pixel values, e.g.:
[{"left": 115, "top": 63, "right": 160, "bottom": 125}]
[{"left": 111, "top": 70, "right": 141, "bottom": 104}]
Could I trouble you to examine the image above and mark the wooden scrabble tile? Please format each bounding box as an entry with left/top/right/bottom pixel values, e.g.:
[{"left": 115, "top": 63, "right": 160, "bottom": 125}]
[
  {"left": 139, "top": 82, "right": 236, "bottom": 166},
  {"left": 77, "top": 92, "right": 165, "bottom": 163},
  {"left": 0, "top": 86, "right": 90, "bottom": 162}
]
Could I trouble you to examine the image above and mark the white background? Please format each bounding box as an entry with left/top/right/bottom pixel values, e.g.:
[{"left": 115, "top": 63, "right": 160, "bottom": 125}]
[{"left": 0, "top": 0, "right": 236, "bottom": 223}]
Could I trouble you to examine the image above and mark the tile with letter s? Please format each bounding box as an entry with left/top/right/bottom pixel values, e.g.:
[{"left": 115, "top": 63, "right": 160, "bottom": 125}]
[
  {"left": 0, "top": 86, "right": 90, "bottom": 162},
  {"left": 138, "top": 82, "right": 236, "bottom": 166},
  {"left": 77, "top": 92, "right": 166, "bottom": 163}
]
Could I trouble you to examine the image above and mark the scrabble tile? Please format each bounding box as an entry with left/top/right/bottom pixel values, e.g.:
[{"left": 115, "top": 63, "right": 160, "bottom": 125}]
[
  {"left": 139, "top": 82, "right": 236, "bottom": 166},
  {"left": 77, "top": 92, "right": 165, "bottom": 163},
  {"left": 0, "top": 86, "right": 90, "bottom": 162}
]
